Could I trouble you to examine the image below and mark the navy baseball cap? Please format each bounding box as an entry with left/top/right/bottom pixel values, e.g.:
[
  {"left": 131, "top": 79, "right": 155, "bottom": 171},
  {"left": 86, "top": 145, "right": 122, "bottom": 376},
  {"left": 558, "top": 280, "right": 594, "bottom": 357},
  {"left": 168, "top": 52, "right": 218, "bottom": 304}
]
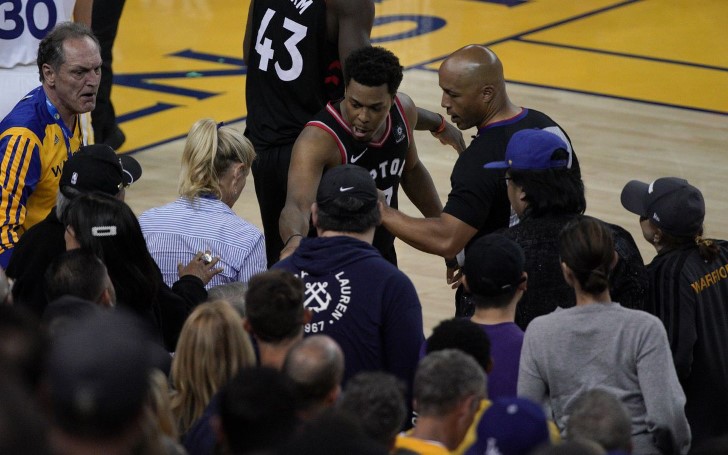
[
  {"left": 60, "top": 144, "right": 142, "bottom": 197},
  {"left": 620, "top": 177, "right": 705, "bottom": 237},
  {"left": 484, "top": 129, "right": 571, "bottom": 171},
  {"left": 465, "top": 397, "right": 551, "bottom": 455},
  {"left": 464, "top": 234, "right": 525, "bottom": 297},
  {"left": 317, "top": 165, "right": 378, "bottom": 215}
]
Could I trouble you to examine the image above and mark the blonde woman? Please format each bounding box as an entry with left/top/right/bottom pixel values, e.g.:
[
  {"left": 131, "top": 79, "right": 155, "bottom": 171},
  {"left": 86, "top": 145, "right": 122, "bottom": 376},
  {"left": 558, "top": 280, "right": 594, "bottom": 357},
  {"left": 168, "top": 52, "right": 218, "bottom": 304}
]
[
  {"left": 140, "top": 119, "right": 266, "bottom": 289},
  {"left": 170, "top": 300, "right": 256, "bottom": 437}
]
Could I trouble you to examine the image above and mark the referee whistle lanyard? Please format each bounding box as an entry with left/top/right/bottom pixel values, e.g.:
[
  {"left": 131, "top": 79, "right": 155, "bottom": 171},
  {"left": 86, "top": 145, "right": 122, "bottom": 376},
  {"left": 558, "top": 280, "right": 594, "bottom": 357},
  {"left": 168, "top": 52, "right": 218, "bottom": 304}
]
[{"left": 45, "top": 97, "right": 83, "bottom": 160}]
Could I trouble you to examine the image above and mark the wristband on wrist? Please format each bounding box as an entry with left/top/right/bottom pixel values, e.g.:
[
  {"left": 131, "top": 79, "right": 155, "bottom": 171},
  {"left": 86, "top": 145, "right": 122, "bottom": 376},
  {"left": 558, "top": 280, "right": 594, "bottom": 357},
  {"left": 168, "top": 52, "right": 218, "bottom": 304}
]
[
  {"left": 432, "top": 114, "right": 447, "bottom": 135},
  {"left": 284, "top": 233, "right": 303, "bottom": 248},
  {"left": 445, "top": 257, "right": 458, "bottom": 268}
]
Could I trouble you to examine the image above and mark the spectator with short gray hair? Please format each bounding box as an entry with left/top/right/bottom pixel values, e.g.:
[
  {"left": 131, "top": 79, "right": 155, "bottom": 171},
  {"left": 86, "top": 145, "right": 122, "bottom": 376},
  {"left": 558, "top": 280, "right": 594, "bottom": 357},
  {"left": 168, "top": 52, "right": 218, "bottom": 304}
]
[
  {"left": 567, "top": 389, "right": 632, "bottom": 454},
  {"left": 338, "top": 371, "right": 407, "bottom": 450},
  {"left": 395, "top": 349, "right": 486, "bottom": 453}
]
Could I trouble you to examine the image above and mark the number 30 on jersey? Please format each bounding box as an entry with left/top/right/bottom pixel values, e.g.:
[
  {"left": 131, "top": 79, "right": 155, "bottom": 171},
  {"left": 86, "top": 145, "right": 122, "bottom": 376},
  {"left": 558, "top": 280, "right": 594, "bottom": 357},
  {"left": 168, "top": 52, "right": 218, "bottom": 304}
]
[{"left": 254, "top": 8, "right": 307, "bottom": 82}]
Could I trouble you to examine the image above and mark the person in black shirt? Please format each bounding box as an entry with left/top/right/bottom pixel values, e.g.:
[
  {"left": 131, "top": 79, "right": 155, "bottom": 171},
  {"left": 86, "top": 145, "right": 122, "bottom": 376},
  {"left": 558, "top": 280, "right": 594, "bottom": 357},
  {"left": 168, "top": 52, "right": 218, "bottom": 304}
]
[
  {"left": 244, "top": 0, "right": 463, "bottom": 266},
  {"left": 621, "top": 177, "right": 728, "bottom": 446},
  {"left": 485, "top": 129, "right": 646, "bottom": 327},
  {"left": 379, "top": 45, "right": 578, "bottom": 315}
]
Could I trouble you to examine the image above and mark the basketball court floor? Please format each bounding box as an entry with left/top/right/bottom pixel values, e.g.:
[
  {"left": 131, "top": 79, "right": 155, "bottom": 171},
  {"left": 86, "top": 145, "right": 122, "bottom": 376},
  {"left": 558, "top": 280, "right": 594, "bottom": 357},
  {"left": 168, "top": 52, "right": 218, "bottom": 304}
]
[{"left": 112, "top": 0, "right": 728, "bottom": 333}]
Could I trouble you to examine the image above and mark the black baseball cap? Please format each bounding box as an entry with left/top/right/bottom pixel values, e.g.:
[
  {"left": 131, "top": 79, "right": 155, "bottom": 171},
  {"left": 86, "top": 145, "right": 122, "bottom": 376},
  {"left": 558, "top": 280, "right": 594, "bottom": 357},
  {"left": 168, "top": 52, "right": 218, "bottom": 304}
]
[
  {"left": 464, "top": 234, "right": 525, "bottom": 297},
  {"left": 316, "top": 165, "right": 378, "bottom": 215},
  {"left": 620, "top": 177, "right": 705, "bottom": 237},
  {"left": 59, "top": 144, "right": 142, "bottom": 197}
]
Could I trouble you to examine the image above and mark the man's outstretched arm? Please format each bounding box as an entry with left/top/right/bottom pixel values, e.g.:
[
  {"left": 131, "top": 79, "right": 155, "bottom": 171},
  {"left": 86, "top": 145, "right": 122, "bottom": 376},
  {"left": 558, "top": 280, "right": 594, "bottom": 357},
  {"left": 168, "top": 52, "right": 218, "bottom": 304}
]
[{"left": 279, "top": 126, "right": 341, "bottom": 259}]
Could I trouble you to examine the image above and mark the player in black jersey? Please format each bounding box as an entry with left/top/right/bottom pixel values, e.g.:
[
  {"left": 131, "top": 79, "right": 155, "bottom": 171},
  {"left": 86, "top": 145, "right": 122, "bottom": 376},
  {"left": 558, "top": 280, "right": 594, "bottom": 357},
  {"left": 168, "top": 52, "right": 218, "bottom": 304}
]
[
  {"left": 244, "top": 0, "right": 464, "bottom": 267},
  {"left": 278, "top": 46, "right": 442, "bottom": 265},
  {"left": 244, "top": 0, "right": 374, "bottom": 267}
]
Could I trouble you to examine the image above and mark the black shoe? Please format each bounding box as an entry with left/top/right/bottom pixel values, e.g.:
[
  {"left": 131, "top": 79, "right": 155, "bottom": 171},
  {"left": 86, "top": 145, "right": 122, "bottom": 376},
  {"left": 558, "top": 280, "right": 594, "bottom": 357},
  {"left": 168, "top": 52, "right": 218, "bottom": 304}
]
[{"left": 102, "top": 125, "right": 126, "bottom": 150}]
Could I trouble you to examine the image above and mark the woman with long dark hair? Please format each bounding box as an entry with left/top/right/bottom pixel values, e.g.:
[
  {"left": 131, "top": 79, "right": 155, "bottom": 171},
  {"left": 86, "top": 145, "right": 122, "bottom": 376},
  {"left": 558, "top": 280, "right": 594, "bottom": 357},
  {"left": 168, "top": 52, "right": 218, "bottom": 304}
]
[
  {"left": 480, "top": 128, "right": 646, "bottom": 328},
  {"left": 64, "top": 192, "right": 220, "bottom": 350},
  {"left": 517, "top": 216, "right": 690, "bottom": 455}
]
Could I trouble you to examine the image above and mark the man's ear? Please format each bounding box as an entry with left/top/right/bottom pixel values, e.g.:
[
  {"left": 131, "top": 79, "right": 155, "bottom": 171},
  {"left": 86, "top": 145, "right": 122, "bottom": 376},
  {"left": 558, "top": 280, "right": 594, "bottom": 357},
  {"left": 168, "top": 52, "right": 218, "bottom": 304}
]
[
  {"left": 98, "top": 289, "right": 114, "bottom": 308},
  {"left": 517, "top": 271, "right": 528, "bottom": 291},
  {"left": 517, "top": 186, "right": 527, "bottom": 202},
  {"left": 42, "top": 64, "right": 56, "bottom": 86},
  {"left": 653, "top": 227, "right": 663, "bottom": 245},
  {"left": 303, "top": 309, "right": 312, "bottom": 324},
  {"left": 461, "top": 275, "right": 471, "bottom": 293},
  {"left": 482, "top": 84, "right": 494, "bottom": 102}
]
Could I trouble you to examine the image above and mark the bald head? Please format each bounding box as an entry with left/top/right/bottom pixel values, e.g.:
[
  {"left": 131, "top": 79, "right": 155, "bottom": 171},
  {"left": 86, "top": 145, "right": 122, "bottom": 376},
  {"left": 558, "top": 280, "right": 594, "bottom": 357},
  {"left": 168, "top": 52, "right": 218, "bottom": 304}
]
[
  {"left": 283, "top": 335, "right": 344, "bottom": 412},
  {"left": 439, "top": 45, "right": 512, "bottom": 130},
  {"left": 442, "top": 45, "right": 504, "bottom": 86}
]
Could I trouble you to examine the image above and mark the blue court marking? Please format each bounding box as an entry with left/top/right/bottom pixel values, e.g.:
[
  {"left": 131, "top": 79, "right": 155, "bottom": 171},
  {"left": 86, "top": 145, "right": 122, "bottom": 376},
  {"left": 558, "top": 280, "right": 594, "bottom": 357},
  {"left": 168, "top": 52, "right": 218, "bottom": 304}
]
[
  {"left": 121, "top": 0, "right": 726, "bottom": 154},
  {"left": 114, "top": 50, "right": 247, "bottom": 122},
  {"left": 114, "top": 70, "right": 236, "bottom": 99},
  {"left": 117, "top": 102, "right": 180, "bottom": 123},
  {"left": 408, "top": 0, "right": 641, "bottom": 70},
  {"left": 371, "top": 15, "right": 446, "bottom": 43},
  {"left": 169, "top": 49, "right": 247, "bottom": 67},
  {"left": 470, "top": 0, "right": 528, "bottom": 5}
]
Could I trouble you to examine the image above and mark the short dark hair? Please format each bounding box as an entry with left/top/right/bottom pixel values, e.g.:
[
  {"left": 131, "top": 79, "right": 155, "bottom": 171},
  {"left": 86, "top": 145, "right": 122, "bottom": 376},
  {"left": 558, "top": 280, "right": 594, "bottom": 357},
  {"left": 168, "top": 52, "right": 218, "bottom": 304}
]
[
  {"left": 338, "top": 372, "right": 407, "bottom": 446},
  {"left": 219, "top": 368, "right": 298, "bottom": 453},
  {"left": 45, "top": 249, "right": 108, "bottom": 303},
  {"left": 344, "top": 46, "right": 403, "bottom": 96},
  {"left": 472, "top": 292, "right": 514, "bottom": 310},
  {"left": 37, "top": 22, "right": 99, "bottom": 82},
  {"left": 315, "top": 198, "right": 381, "bottom": 233},
  {"left": 559, "top": 216, "right": 614, "bottom": 295},
  {"left": 425, "top": 318, "right": 491, "bottom": 373},
  {"left": 509, "top": 151, "right": 586, "bottom": 218},
  {"left": 245, "top": 270, "right": 305, "bottom": 342}
]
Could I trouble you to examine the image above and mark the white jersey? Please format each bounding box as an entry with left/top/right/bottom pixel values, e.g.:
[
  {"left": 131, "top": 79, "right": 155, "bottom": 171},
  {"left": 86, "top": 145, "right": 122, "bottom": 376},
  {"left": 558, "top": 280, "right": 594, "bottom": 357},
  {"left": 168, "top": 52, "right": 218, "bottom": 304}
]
[
  {"left": 0, "top": 0, "right": 76, "bottom": 68},
  {"left": 0, "top": 0, "right": 76, "bottom": 119}
]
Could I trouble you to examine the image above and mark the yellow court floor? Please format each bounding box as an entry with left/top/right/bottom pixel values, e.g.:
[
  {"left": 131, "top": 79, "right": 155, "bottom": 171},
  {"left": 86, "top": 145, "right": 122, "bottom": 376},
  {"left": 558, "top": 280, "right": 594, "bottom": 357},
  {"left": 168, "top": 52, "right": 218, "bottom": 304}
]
[
  {"left": 113, "top": 0, "right": 728, "bottom": 153},
  {"left": 114, "top": 0, "right": 728, "bottom": 333}
]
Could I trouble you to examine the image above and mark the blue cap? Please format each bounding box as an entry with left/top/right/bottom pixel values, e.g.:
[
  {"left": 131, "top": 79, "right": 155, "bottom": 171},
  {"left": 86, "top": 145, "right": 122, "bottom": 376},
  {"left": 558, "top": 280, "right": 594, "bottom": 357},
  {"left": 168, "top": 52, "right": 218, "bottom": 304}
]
[
  {"left": 465, "top": 397, "right": 551, "bottom": 455},
  {"left": 484, "top": 129, "right": 571, "bottom": 171}
]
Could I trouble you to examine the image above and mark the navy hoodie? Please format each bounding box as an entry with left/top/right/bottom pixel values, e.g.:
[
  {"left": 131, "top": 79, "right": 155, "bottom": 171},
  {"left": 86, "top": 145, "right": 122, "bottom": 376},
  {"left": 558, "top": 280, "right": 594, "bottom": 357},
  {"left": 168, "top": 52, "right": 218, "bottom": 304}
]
[{"left": 274, "top": 236, "right": 424, "bottom": 390}]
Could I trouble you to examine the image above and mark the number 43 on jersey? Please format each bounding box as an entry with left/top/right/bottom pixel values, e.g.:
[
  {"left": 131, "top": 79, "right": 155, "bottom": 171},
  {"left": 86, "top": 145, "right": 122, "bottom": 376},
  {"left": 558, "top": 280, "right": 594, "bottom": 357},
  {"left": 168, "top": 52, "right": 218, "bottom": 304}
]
[{"left": 254, "top": 8, "right": 307, "bottom": 82}]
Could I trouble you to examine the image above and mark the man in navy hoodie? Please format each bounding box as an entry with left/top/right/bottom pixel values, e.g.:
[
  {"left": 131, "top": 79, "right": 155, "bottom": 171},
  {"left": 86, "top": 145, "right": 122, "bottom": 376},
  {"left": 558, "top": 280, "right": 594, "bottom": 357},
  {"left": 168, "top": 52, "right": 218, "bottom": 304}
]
[{"left": 274, "top": 164, "right": 424, "bottom": 396}]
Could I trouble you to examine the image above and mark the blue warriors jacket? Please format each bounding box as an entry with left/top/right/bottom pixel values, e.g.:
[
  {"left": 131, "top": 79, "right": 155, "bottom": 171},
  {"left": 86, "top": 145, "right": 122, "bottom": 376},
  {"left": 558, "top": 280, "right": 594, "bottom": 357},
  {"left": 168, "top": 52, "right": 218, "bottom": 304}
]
[{"left": 0, "top": 87, "right": 82, "bottom": 267}]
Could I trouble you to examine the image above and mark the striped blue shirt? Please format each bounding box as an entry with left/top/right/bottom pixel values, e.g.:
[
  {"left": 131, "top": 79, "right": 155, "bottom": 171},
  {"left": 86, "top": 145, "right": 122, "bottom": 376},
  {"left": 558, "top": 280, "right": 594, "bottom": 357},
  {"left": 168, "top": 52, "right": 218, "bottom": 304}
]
[{"left": 139, "top": 196, "right": 266, "bottom": 289}]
